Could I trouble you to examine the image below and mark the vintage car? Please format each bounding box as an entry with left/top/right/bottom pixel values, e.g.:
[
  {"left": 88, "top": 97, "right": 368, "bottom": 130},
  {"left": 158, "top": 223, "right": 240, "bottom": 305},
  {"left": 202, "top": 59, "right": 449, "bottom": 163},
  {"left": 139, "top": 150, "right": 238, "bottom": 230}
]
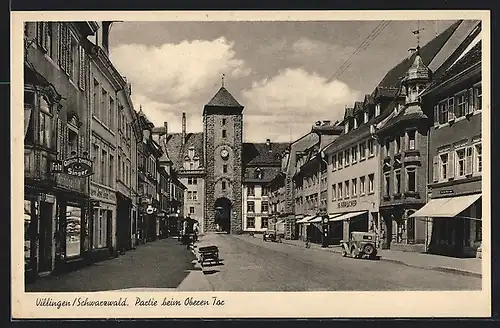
[
  {"left": 263, "top": 228, "right": 282, "bottom": 242},
  {"left": 341, "top": 231, "right": 378, "bottom": 259}
]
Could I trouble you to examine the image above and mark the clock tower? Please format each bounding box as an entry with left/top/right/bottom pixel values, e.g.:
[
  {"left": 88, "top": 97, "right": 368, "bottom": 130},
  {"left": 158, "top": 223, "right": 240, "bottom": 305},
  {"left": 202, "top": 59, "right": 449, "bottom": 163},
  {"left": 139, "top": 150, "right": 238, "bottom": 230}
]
[{"left": 203, "top": 83, "right": 244, "bottom": 234}]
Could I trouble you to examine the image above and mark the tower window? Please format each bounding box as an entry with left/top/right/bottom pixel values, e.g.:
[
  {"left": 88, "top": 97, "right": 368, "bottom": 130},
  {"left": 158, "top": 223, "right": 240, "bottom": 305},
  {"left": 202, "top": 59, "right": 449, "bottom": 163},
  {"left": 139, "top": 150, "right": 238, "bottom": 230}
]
[
  {"left": 222, "top": 130, "right": 227, "bottom": 138},
  {"left": 223, "top": 165, "right": 228, "bottom": 173},
  {"left": 222, "top": 118, "right": 226, "bottom": 125},
  {"left": 222, "top": 181, "right": 226, "bottom": 190}
]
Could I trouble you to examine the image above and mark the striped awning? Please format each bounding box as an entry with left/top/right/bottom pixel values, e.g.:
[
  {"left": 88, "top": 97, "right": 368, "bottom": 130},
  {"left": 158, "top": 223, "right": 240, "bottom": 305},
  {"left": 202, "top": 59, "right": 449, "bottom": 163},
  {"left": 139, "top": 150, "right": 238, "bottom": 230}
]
[{"left": 296, "top": 215, "right": 316, "bottom": 224}]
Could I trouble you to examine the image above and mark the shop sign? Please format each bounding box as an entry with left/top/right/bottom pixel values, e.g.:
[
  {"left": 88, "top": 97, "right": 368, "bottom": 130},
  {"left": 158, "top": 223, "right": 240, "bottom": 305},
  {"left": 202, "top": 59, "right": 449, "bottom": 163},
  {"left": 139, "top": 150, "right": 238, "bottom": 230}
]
[
  {"left": 50, "top": 157, "right": 93, "bottom": 178},
  {"left": 157, "top": 212, "right": 165, "bottom": 218},
  {"left": 63, "top": 157, "right": 93, "bottom": 178},
  {"left": 337, "top": 200, "right": 357, "bottom": 209},
  {"left": 440, "top": 189, "right": 454, "bottom": 195}
]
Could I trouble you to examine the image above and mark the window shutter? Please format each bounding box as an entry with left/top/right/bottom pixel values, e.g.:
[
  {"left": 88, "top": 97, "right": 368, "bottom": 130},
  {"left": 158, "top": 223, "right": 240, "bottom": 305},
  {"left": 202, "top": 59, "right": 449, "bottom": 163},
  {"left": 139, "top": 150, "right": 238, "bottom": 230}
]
[
  {"left": 466, "top": 147, "right": 473, "bottom": 175},
  {"left": 433, "top": 156, "right": 439, "bottom": 182},
  {"left": 448, "top": 150, "right": 455, "bottom": 179},
  {"left": 468, "top": 88, "right": 474, "bottom": 114}
]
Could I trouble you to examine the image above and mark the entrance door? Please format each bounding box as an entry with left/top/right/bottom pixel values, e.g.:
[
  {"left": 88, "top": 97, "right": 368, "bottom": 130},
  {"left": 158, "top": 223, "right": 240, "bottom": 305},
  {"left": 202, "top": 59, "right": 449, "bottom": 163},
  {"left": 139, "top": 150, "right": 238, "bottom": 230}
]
[
  {"left": 38, "top": 202, "right": 53, "bottom": 273},
  {"left": 214, "top": 198, "right": 231, "bottom": 233}
]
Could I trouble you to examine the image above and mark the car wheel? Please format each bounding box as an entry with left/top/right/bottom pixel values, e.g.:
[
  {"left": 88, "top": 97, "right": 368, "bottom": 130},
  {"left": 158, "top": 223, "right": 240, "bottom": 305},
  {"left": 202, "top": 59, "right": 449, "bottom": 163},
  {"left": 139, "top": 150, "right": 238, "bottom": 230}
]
[
  {"left": 350, "top": 247, "right": 357, "bottom": 258},
  {"left": 341, "top": 248, "right": 347, "bottom": 257},
  {"left": 363, "top": 244, "right": 374, "bottom": 256}
]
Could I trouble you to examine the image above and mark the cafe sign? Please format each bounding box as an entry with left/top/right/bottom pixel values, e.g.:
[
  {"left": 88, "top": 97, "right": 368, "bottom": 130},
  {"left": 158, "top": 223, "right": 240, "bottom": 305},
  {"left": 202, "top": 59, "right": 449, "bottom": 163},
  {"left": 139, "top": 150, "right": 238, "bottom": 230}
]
[{"left": 50, "top": 157, "right": 94, "bottom": 178}]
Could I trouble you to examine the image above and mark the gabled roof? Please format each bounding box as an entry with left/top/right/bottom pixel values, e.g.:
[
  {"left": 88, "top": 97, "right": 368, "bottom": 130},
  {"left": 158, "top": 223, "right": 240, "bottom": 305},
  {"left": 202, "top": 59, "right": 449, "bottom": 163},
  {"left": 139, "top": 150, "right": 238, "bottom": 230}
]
[
  {"left": 205, "top": 87, "right": 243, "bottom": 108},
  {"left": 373, "top": 20, "right": 461, "bottom": 92},
  {"left": 244, "top": 166, "right": 282, "bottom": 184},
  {"left": 435, "top": 40, "right": 481, "bottom": 85},
  {"left": 343, "top": 107, "right": 354, "bottom": 119},
  {"left": 363, "top": 94, "right": 375, "bottom": 106},
  {"left": 242, "top": 142, "right": 290, "bottom": 167},
  {"left": 376, "top": 105, "right": 428, "bottom": 134},
  {"left": 165, "top": 132, "right": 205, "bottom": 172},
  {"left": 353, "top": 101, "right": 364, "bottom": 114}
]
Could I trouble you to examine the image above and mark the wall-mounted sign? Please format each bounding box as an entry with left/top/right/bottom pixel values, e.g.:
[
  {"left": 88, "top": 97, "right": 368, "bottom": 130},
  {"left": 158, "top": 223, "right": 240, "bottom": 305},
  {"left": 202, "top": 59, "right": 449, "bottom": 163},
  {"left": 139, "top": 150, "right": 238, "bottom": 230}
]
[
  {"left": 63, "top": 157, "right": 93, "bottom": 177},
  {"left": 337, "top": 200, "right": 357, "bottom": 209},
  {"left": 50, "top": 160, "right": 64, "bottom": 173},
  {"left": 439, "top": 189, "right": 455, "bottom": 195}
]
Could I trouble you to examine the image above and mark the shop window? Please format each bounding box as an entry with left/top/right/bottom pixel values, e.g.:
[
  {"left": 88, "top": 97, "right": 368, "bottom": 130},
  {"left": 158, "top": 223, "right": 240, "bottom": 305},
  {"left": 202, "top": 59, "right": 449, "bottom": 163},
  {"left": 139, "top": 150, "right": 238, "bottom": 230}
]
[
  {"left": 66, "top": 205, "right": 82, "bottom": 257},
  {"left": 406, "top": 167, "right": 417, "bottom": 192},
  {"left": 261, "top": 217, "right": 269, "bottom": 229},
  {"left": 368, "top": 174, "right": 374, "bottom": 193},
  {"left": 247, "top": 217, "right": 255, "bottom": 229},
  {"left": 93, "top": 209, "right": 109, "bottom": 249},
  {"left": 24, "top": 200, "right": 32, "bottom": 271},
  {"left": 247, "top": 201, "right": 255, "bottom": 213},
  {"left": 39, "top": 96, "right": 52, "bottom": 149},
  {"left": 407, "top": 216, "right": 416, "bottom": 244},
  {"left": 394, "top": 169, "right": 401, "bottom": 194},
  {"left": 248, "top": 185, "right": 255, "bottom": 196}
]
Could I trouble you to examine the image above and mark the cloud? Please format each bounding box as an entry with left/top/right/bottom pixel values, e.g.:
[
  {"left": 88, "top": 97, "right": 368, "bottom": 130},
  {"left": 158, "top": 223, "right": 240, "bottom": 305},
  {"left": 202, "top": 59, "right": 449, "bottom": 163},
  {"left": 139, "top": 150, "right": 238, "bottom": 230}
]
[
  {"left": 241, "top": 68, "right": 361, "bottom": 142},
  {"left": 290, "top": 38, "right": 356, "bottom": 62},
  {"left": 109, "top": 37, "right": 250, "bottom": 132}
]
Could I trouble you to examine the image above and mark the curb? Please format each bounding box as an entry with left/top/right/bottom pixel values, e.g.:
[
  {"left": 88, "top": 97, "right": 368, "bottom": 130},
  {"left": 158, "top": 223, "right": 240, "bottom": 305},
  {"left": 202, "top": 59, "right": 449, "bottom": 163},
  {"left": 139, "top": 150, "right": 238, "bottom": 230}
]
[{"left": 280, "top": 239, "right": 481, "bottom": 278}]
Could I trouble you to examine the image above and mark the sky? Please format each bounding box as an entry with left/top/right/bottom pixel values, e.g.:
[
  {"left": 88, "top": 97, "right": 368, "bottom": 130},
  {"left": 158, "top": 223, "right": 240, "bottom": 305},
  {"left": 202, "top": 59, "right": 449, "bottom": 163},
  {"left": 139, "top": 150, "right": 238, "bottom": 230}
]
[{"left": 108, "top": 20, "right": 456, "bottom": 143}]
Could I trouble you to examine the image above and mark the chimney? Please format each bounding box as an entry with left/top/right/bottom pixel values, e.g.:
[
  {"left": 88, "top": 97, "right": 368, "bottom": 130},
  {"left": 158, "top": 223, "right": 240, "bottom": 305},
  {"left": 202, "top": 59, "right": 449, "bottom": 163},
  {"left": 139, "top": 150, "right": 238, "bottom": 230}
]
[
  {"left": 182, "top": 113, "right": 186, "bottom": 147},
  {"left": 266, "top": 138, "right": 272, "bottom": 151}
]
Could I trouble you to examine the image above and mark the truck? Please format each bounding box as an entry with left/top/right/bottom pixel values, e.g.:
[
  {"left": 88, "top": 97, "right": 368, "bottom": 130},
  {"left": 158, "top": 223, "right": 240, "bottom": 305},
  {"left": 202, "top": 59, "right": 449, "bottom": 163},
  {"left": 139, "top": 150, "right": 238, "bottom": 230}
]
[{"left": 263, "top": 219, "right": 285, "bottom": 242}]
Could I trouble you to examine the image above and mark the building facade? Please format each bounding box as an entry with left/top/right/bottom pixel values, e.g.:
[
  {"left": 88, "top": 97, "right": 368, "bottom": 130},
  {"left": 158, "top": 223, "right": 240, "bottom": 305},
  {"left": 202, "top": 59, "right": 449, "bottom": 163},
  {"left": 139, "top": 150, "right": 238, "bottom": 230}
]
[
  {"left": 325, "top": 102, "right": 382, "bottom": 245},
  {"left": 242, "top": 140, "right": 289, "bottom": 233},
  {"left": 24, "top": 21, "right": 97, "bottom": 280},
  {"left": 412, "top": 22, "right": 482, "bottom": 257}
]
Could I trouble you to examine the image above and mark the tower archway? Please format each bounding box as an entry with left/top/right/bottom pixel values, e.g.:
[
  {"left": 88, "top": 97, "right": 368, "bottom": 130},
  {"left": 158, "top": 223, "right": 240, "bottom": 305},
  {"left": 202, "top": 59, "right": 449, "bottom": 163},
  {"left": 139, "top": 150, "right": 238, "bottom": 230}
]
[{"left": 214, "top": 197, "right": 231, "bottom": 233}]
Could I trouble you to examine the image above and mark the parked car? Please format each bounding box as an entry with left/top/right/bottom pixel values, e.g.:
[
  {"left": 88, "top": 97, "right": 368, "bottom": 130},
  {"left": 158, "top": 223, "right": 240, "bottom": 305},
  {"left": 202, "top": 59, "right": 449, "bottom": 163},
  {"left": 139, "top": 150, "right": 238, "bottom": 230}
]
[
  {"left": 341, "top": 231, "right": 378, "bottom": 259},
  {"left": 263, "top": 229, "right": 282, "bottom": 242},
  {"left": 263, "top": 219, "right": 285, "bottom": 242}
]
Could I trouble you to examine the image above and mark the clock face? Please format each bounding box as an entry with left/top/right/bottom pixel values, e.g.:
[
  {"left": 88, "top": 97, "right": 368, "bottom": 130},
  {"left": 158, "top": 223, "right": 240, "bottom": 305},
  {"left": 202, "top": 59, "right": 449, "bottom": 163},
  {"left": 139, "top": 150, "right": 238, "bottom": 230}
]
[
  {"left": 220, "top": 149, "right": 229, "bottom": 159},
  {"left": 322, "top": 217, "right": 329, "bottom": 224}
]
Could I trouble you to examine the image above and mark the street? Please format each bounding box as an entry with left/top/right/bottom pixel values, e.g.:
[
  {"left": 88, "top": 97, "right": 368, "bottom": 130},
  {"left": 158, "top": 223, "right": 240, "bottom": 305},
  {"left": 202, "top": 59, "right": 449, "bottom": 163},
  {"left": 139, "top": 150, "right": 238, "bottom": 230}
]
[
  {"left": 198, "top": 234, "right": 481, "bottom": 291},
  {"left": 25, "top": 234, "right": 481, "bottom": 292}
]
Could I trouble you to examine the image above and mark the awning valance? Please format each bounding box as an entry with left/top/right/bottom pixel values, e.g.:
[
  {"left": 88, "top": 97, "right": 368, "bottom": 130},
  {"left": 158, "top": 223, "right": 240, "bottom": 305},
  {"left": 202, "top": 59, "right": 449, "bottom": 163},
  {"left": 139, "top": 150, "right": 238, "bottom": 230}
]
[
  {"left": 297, "top": 215, "right": 316, "bottom": 224},
  {"left": 410, "top": 194, "right": 481, "bottom": 218},
  {"left": 330, "top": 211, "right": 367, "bottom": 222}
]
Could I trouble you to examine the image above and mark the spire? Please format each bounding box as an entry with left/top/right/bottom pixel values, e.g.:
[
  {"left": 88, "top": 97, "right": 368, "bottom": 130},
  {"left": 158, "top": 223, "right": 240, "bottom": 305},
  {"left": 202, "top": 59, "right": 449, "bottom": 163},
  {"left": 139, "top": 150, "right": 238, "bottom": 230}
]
[
  {"left": 409, "top": 21, "right": 425, "bottom": 54},
  {"left": 222, "top": 73, "right": 225, "bottom": 88}
]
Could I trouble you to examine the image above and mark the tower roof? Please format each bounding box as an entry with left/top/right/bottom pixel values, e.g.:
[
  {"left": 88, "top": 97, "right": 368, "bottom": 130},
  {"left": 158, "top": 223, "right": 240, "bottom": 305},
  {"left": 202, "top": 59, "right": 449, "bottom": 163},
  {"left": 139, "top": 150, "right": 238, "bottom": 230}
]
[
  {"left": 206, "top": 87, "right": 243, "bottom": 108},
  {"left": 203, "top": 86, "right": 244, "bottom": 115},
  {"left": 402, "top": 51, "right": 432, "bottom": 83}
]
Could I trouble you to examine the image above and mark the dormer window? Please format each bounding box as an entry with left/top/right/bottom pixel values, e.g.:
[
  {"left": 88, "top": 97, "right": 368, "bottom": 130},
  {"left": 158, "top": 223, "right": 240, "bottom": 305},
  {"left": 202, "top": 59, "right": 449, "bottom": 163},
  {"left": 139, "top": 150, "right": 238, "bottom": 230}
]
[
  {"left": 188, "top": 147, "right": 194, "bottom": 159},
  {"left": 344, "top": 124, "right": 349, "bottom": 134},
  {"left": 353, "top": 118, "right": 358, "bottom": 129},
  {"left": 375, "top": 104, "right": 381, "bottom": 117},
  {"left": 364, "top": 111, "right": 369, "bottom": 123}
]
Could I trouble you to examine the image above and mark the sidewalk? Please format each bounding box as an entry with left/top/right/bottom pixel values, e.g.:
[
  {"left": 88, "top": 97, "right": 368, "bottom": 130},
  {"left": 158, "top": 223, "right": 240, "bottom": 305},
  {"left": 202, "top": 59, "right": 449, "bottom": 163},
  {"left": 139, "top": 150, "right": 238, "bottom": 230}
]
[
  {"left": 280, "top": 238, "right": 482, "bottom": 278},
  {"left": 26, "top": 238, "right": 202, "bottom": 292}
]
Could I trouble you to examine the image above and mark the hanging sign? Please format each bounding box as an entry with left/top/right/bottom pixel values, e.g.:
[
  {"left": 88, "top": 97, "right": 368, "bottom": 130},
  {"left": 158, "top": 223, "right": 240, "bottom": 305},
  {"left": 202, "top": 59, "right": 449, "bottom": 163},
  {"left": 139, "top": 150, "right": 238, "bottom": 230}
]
[
  {"left": 50, "top": 160, "right": 64, "bottom": 173},
  {"left": 63, "top": 157, "right": 93, "bottom": 178}
]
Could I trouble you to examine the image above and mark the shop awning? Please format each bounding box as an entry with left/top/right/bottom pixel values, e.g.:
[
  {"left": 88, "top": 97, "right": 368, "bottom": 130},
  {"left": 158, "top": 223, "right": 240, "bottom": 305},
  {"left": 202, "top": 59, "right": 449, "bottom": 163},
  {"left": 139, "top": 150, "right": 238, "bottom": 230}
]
[
  {"left": 309, "top": 217, "right": 323, "bottom": 223},
  {"left": 297, "top": 215, "right": 316, "bottom": 224},
  {"left": 330, "top": 211, "right": 367, "bottom": 222},
  {"left": 328, "top": 213, "right": 343, "bottom": 222},
  {"left": 410, "top": 194, "right": 482, "bottom": 218}
]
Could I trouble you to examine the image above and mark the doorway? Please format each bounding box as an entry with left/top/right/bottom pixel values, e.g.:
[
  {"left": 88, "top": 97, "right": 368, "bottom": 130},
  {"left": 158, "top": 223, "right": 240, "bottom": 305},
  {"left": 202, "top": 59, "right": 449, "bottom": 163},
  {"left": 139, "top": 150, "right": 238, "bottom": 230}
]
[
  {"left": 214, "top": 197, "right": 231, "bottom": 233},
  {"left": 38, "top": 202, "right": 53, "bottom": 273}
]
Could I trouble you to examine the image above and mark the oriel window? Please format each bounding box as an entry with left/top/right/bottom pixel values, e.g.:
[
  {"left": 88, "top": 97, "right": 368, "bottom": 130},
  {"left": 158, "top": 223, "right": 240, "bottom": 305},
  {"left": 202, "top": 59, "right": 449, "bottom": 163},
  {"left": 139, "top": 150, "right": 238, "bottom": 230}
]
[{"left": 38, "top": 96, "right": 52, "bottom": 149}]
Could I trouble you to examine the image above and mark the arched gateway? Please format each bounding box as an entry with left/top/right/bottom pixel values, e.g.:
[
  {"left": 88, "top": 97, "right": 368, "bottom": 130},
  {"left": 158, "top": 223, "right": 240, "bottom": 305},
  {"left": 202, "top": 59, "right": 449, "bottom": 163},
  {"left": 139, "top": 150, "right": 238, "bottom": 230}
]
[{"left": 214, "top": 197, "right": 231, "bottom": 233}]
